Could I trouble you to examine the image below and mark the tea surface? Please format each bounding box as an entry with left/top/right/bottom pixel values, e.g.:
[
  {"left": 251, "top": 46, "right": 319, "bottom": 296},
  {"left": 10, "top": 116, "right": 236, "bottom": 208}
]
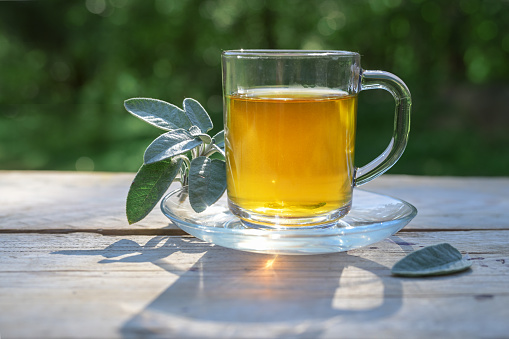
[{"left": 225, "top": 87, "right": 357, "bottom": 219}]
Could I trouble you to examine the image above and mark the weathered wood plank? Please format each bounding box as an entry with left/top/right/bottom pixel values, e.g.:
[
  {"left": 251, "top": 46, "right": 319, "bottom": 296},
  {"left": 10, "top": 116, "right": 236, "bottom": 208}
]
[
  {"left": 1, "top": 232, "right": 508, "bottom": 338},
  {"left": 2, "top": 171, "right": 509, "bottom": 233},
  {"left": 363, "top": 175, "right": 509, "bottom": 230},
  {"left": 0, "top": 171, "right": 183, "bottom": 234}
]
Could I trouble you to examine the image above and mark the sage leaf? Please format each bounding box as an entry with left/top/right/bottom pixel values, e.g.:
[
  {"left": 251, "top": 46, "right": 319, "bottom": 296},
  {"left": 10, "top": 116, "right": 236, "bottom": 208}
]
[
  {"left": 211, "top": 130, "right": 225, "bottom": 158},
  {"left": 144, "top": 129, "right": 202, "bottom": 165},
  {"left": 212, "top": 130, "right": 225, "bottom": 149},
  {"left": 125, "top": 98, "right": 192, "bottom": 131},
  {"left": 188, "top": 156, "right": 227, "bottom": 213},
  {"left": 189, "top": 125, "right": 212, "bottom": 144},
  {"left": 211, "top": 144, "right": 225, "bottom": 159},
  {"left": 391, "top": 243, "right": 472, "bottom": 277},
  {"left": 188, "top": 125, "right": 201, "bottom": 135},
  {"left": 126, "top": 158, "right": 183, "bottom": 224},
  {"left": 183, "top": 98, "right": 213, "bottom": 133}
]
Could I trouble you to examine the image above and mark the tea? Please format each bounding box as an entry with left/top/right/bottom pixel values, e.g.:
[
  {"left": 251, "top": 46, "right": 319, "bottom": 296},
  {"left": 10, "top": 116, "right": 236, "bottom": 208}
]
[{"left": 225, "top": 87, "right": 357, "bottom": 224}]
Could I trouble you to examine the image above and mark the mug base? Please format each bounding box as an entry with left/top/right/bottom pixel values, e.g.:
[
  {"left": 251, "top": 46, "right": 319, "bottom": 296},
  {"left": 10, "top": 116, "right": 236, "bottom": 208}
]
[{"left": 227, "top": 199, "right": 351, "bottom": 230}]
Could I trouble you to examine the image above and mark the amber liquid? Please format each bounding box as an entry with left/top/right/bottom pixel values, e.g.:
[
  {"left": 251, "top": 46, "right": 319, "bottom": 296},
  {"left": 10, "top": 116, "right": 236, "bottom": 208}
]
[{"left": 225, "top": 87, "right": 357, "bottom": 222}]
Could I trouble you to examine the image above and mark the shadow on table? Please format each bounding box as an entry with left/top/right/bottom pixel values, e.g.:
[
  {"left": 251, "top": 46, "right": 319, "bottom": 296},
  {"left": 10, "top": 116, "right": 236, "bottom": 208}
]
[{"left": 54, "top": 235, "right": 409, "bottom": 338}]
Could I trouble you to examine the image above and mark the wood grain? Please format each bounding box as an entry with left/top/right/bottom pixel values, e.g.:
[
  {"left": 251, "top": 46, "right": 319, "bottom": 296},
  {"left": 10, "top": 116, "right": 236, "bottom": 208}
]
[
  {"left": 1, "top": 232, "right": 508, "bottom": 339},
  {"left": 2, "top": 171, "right": 509, "bottom": 234},
  {"left": 362, "top": 175, "right": 509, "bottom": 230},
  {"left": 2, "top": 171, "right": 508, "bottom": 338},
  {"left": 0, "top": 171, "right": 183, "bottom": 234}
]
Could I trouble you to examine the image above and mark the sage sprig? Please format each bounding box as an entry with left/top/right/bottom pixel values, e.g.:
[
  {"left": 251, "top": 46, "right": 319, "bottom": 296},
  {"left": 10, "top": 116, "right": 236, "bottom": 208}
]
[{"left": 124, "top": 97, "right": 226, "bottom": 224}]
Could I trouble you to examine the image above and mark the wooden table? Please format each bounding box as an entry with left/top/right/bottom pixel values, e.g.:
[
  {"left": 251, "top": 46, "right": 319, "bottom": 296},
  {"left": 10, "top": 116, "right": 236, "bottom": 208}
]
[{"left": 1, "top": 171, "right": 508, "bottom": 338}]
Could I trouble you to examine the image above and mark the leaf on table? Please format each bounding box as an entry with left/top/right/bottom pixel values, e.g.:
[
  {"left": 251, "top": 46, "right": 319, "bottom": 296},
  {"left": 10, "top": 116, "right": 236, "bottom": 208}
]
[
  {"left": 124, "top": 98, "right": 192, "bottom": 131},
  {"left": 183, "top": 98, "right": 213, "bottom": 133},
  {"left": 144, "top": 129, "right": 202, "bottom": 164},
  {"left": 391, "top": 243, "right": 472, "bottom": 277},
  {"left": 126, "top": 158, "right": 183, "bottom": 224},
  {"left": 188, "top": 156, "right": 227, "bottom": 213}
]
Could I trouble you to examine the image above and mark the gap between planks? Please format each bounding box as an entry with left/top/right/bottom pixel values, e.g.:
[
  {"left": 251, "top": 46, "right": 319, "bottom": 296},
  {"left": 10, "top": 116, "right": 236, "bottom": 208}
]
[
  {"left": 0, "top": 228, "right": 188, "bottom": 236},
  {"left": 0, "top": 228, "right": 504, "bottom": 236}
]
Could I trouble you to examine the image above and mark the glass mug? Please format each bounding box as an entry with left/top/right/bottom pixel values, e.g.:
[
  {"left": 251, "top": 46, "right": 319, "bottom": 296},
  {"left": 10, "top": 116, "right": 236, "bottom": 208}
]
[{"left": 221, "top": 50, "right": 411, "bottom": 228}]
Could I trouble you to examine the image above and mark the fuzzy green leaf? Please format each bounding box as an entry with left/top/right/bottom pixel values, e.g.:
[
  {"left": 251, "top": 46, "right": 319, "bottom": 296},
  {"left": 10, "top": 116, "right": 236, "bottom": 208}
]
[
  {"left": 211, "top": 130, "right": 225, "bottom": 158},
  {"left": 188, "top": 156, "right": 227, "bottom": 213},
  {"left": 183, "top": 98, "right": 213, "bottom": 133},
  {"left": 189, "top": 125, "right": 212, "bottom": 144},
  {"left": 212, "top": 130, "right": 225, "bottom": 149},
  {"left": 392, "top": 243, "right": 472, "bottom": 277},
  {"left": 125, "top": 98, "right": 192, "bottom": 131},
  {"left": 144, "top": 129, "right": 202, "bottom": 164},
  {"left": 211, "top": 144, "right": 225, "bottom": 159},
  {"left": 126, "top": 158, "right": 183, "bottom": 224}
]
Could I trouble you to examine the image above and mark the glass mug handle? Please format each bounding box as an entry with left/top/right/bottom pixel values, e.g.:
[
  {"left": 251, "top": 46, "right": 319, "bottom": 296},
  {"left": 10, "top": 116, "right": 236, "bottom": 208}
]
[{"left": 354, "top": 70, "right": 412, "bottom": 187}]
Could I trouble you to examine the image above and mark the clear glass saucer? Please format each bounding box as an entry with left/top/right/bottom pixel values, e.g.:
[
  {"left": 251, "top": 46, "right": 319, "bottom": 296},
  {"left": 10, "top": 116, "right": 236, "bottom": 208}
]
[{"left": 161, "top": 188, "right": 417, "bottom": 255}]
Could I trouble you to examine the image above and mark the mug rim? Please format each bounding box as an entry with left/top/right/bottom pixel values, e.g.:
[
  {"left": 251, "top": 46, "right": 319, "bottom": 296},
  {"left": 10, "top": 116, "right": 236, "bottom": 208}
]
[{"left": 222, "top": 49, "right": 359, "bottom": 58}]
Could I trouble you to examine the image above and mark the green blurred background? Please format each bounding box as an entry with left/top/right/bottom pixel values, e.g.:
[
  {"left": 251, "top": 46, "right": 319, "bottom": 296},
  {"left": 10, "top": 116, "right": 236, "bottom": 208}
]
[{"left": 1, "top": 0, "right": 508, "bottom": 175}]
